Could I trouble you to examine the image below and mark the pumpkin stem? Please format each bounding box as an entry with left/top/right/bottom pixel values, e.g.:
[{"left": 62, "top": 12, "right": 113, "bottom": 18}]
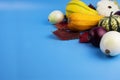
[
  {"left": 110, "top": 12, "right": 113, "bottom": 17},
  {"left": 109, "top": 12, "right": 113, "bottom": 31}
]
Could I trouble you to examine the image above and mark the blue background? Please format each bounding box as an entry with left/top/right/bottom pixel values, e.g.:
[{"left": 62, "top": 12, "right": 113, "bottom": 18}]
[{"left": 1, "top": 0, "right": 120, "bottom": 80}]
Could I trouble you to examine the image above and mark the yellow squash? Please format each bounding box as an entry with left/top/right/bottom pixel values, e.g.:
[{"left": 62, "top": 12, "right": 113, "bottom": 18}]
[
  {"left": 68, "top": 13, "right": 104, "bottom": 31},
  {"left": 66, "top": 0, "right": 98, "bottom": 17}
]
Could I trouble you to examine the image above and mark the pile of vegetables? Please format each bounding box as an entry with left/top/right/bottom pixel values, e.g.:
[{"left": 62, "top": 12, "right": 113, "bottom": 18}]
[{"left": 48, "top": 0, "right": 120, "bottom": 56}]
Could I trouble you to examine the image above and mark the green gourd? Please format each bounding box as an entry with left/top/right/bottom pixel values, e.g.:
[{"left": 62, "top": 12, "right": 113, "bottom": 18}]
[{"left": 98, "top": 12, "right": 120, "bottom": 32}]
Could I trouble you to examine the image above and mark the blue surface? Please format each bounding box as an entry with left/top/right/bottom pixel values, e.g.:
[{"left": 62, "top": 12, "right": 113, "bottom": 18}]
[{"left": 1, "top": 0, "right": 120, "bottom": 80}]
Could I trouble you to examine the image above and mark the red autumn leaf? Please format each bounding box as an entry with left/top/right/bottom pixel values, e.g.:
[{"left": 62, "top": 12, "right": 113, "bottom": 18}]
[
  {"left": 53, "top": 29, "right": 80, "bottom": 40},
  {"left": 54, "top": 21, "right": 69, "bottom": 30},
  {"left": 79, "top": 32, "right": 90, "bottom": 43}
]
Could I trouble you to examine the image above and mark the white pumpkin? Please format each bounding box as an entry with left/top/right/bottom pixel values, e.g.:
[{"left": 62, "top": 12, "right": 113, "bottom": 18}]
[
  {"left": 48, "top": 10, "right": 64, "bottom": 24},
  {"left": 100, "top": 31, "right": 120, "bottom": 56},
  {"left": 97, "top": 0, "right": 119, "bottom": 16}
]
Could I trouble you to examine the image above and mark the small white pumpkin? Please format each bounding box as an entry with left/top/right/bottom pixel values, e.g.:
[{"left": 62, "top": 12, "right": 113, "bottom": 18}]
[
  {"left": 96, "top": 0, "right": 119, "bottom": 16},
  {"left": 48, "top": 10, "right": 64, "bottom": 24},
  {"left": 100, "top": 31, "right": 120, "bottom": 56}
]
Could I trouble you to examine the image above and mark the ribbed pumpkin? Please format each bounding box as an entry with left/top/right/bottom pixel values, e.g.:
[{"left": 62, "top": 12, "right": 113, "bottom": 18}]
[
  {"left": 98, "top": 13, "right": 120, "bottom": 32},
  {"left": 68, "top": 13, "right": 103, "bottom": 31}
]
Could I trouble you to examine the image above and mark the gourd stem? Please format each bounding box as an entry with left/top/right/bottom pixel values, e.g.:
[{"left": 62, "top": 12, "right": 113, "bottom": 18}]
[
  {"left": 110, "top": 12, "right": 113, "bottom": 17},
  {"left": 109, "top": 12, "right": 113, "bottom": 31}
]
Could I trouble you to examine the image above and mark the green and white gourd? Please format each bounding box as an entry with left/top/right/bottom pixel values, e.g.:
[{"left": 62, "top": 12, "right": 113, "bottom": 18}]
[{"left": 98, "top": 13, "right": 120, "bottom": 32}]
